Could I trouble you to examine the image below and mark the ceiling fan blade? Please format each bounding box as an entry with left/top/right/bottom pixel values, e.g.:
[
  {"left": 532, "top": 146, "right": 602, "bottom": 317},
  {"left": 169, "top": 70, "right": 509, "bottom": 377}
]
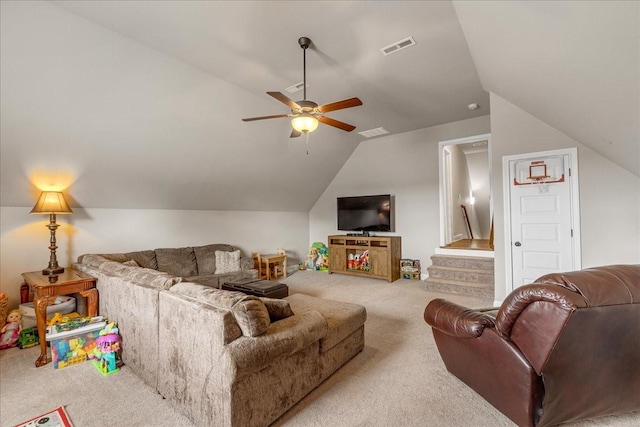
[
  {"left": 241, "top": 114, "right": 289, "bottom": 122},
  {"left": 267, "top": 92, "right": 301, "bottom": 110},
  {"left": 317, "top": 97, "right": 362, "bottom": 113},
  {"left": 290, "top": 129, "right": 301, "bottom": 138},
  {"left": 318, "top": 116, "right": 356, "bottom": 132}
]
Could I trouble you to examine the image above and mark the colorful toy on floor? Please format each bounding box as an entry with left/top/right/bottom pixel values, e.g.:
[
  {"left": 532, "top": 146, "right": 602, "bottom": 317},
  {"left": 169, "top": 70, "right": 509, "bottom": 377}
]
[
  {"left": 17, "top": 326, "right": 39, "bottom": 349},
  {"left": 401, "top": 258, "right": 421, "bottom": 280},
  {"left": 0, "top": 309, "right": 23, "bottom": 349},
  {"left": 47, "top": 321, "right": 106, "bottom": 369},
  {"left": 307, "top": 242, "right": 329, "bottom": 271},
  {"left": 92, "top": 322, "right": 121, "bottom": 376}
]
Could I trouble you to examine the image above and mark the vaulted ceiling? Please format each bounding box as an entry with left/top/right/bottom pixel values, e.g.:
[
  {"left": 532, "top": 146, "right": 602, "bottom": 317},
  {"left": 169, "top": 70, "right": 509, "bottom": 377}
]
[{"left": 1, "top": 1, "right": 637, "bottom": 212}]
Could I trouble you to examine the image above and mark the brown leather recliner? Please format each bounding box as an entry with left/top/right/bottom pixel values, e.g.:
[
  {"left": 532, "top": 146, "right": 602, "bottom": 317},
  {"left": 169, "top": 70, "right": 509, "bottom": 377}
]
[{"left": 424, "top": 264, "right": 640, "bottom": 427}]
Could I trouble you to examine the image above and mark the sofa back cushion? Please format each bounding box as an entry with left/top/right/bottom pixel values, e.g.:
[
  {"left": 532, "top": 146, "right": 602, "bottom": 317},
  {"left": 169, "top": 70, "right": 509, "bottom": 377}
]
[
  {"left": 170, "top": 282, "right": 271, "bottom": 337},
  {"left": 496, "top": 265, "right": 640, "bottom": 375},
  {"left": 100, "top": 261, "right": 181, "bottom": 290},
  {"left": 193, "top": 244, "right": 235, "bottom": 275},
  {"left": 155, "top": 247, "right": 198, "bottom": 277},
  {"left": 534, "top": 264, "right": 640, "bottom": 305},
  {"left": 125, "top": 250, "right": 158, "bottom": 270}
]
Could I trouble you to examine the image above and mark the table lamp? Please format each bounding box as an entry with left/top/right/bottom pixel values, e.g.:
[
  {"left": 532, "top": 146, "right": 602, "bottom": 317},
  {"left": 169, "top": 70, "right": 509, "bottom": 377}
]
[{"left": 30, "top": 191, "right": 73, "bottom": 276}]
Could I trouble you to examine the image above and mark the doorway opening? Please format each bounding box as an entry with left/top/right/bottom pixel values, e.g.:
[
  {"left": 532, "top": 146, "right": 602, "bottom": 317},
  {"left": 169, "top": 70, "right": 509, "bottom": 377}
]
[{"left": 438, "top": 133, "right": 493, "bottom": 253}]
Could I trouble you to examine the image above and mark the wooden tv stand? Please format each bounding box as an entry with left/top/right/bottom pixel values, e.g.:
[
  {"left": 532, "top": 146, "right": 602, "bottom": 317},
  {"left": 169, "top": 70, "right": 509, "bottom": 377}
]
[{"left": 328, "top": 235, "right": 401, "bottom": 282}]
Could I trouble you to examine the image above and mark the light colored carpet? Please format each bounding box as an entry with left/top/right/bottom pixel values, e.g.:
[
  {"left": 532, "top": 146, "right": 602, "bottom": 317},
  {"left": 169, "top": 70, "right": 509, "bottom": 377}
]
[{"left": 1, "top": 271, "right": 638, "bottom": 426}]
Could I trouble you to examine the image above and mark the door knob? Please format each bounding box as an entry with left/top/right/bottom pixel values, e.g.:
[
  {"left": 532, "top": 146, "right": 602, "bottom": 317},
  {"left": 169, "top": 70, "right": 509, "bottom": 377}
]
[{"left": 514, "top": 241, "right": 521, "bottom": 247}]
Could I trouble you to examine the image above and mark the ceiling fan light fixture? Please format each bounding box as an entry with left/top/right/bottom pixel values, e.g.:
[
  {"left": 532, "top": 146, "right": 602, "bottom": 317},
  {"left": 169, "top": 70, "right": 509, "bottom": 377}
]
[{"left": 291, "top": 115, "right": 319, "bottom": 133}]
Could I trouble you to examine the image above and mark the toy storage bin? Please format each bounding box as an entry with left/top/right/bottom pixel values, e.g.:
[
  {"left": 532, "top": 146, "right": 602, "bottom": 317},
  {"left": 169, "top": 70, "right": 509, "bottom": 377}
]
[
  {"left": 46, "top": 321, "right": 106, "bottom": 369},
  {"left": 19, "top": 296, "right": 76, "bottom": 329}
]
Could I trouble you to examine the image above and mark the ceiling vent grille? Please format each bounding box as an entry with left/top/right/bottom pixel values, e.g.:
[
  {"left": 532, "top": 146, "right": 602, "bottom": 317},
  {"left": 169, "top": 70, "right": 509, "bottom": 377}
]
[
  {"left": 380, "top": 36, "right": 416, "bottom": 56},
  {"left": 358, "top": 127, "right": 389, "bottom": 138},
  {"left": 285, "top": 81, "right": 309, "bottom": 94}
]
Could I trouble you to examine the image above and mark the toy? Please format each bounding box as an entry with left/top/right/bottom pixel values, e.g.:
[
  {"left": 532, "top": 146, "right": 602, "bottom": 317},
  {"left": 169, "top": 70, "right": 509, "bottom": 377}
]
[
  {"left": 347, "top": 253, "right": 355, "bottom": 269},
  {"left": 400, "top": 258, "right": 421, "bottom": 280},
  {"left": 17, "top": 326, "right": 39, "bottom": 349},
  {"left": 48, "top": 311, "right": 82, "bottom": 328},
  {"left": 92, "top": 322, "right": 121, "bottom": 376},
  {"left": 359, "top": 250, "right": 370, "bottom": 271},
  {"left": 0, "top": 309, "right": 23, "bottom": 349},
  {"left": 307, "top": 242, "right": 329, "bottom": 271}
]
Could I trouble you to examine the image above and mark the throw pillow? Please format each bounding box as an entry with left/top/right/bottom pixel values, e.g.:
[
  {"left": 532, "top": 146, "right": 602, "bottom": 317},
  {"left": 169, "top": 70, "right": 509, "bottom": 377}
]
[
  {"left": 123, "top": 259, "right": 139, "bottom": 267},
  {"left": 215, "top": 250, "right": 241, "bottom": 274},
  {"left": 231, "top": 299, "right": 271, "bottom": 337},
  {"left": 260, "top": 298, "right": 295, "bottom": 321}
]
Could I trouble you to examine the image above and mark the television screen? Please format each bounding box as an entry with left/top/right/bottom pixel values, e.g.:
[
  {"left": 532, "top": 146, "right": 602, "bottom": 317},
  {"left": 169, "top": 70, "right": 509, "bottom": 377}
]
[{"left": 337, "top": 194, "right": 393, "bottom": 232}]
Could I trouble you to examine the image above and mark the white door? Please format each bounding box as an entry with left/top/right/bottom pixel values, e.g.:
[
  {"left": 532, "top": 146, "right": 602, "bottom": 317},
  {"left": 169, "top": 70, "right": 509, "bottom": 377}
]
[{"left": 505, "top": 149, "right": 581, "bottom": 289}]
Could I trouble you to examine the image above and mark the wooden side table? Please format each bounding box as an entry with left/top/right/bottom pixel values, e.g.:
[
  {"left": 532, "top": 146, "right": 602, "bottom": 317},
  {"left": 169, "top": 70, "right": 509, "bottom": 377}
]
[{"left": 21, "top": 268, "right": 98, "bottom": 367}]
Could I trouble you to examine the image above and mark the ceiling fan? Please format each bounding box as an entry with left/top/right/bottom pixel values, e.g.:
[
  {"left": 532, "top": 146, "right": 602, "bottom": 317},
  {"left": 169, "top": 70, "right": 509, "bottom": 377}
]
[{"left": 242, "top": 37, "right": 363, "bottom": 138}]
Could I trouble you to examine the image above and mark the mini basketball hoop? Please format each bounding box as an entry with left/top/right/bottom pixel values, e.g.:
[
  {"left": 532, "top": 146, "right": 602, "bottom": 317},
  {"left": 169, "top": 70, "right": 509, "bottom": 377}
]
[{"left": 531, "top": 176, "right": 552, "bottom": 193}]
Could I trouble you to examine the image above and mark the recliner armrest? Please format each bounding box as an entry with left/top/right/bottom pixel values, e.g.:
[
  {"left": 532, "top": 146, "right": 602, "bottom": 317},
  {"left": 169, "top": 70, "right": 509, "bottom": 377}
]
[{"left": 424, "top": 298, "right": 496, "bottom": 339}]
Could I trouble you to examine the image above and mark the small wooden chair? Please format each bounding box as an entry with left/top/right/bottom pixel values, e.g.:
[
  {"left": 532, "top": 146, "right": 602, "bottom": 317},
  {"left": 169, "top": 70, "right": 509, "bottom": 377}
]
[
  {"left": 272, "top": 249, "right": 286, "bottom": 280},
  {"left": 252, "top": 252, "right": 268, "bottom": 280}
]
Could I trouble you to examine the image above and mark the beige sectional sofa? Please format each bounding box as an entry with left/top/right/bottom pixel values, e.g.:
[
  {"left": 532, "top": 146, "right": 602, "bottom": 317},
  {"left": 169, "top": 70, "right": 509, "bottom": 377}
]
[{"left": 73, "top": 244, "right": 366, "bottom": 426}]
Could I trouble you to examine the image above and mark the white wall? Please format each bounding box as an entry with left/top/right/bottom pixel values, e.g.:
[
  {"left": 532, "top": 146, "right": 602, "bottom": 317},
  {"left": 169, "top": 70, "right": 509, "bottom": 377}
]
[
  {"left": 465, "top": 150, "right": 490, "bottom": 239},
  {"left": 449, "top": 145, "right": 474, "bottom": 240},
  {"left": 0, "top": 207, "right": 308, "bottom": 309},
  {"left": 491, "top": 93, "right": 640, "bottom": 302},
  {"left": 309, "top": 115, "right": 491, "bottom": 270}
]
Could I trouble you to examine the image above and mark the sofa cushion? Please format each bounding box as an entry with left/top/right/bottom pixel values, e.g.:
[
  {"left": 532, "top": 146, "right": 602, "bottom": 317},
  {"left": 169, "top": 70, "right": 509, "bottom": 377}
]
[
  {"left": 155, "top": 247, "right": 197, "bottom": 277},
  {"left": 80, "top": 254, "right": 114, "bottom": 269},
  {"left": 184, "top": 275, "right": 219, "bottom": 288},
  {"left": 169, "top": 282, "right": 271, "bottom": 337},
  {"left": 193, "top": 244, "right": 235, "bottom": 275},
  {"left": 286, "top": 293, "right": 367, "bottom": 352},
  {"left": 215, "top": 250, "right": 241, "bottom": 274},
  {"left": 125, "top": 250, "right": 158, "bottom": 270}
]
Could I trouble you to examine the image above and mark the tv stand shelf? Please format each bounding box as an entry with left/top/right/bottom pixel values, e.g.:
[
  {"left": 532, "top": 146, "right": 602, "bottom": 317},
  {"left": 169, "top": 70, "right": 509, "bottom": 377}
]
[{"left": 328, "top": 235, "right": 401, "bottom": 282}]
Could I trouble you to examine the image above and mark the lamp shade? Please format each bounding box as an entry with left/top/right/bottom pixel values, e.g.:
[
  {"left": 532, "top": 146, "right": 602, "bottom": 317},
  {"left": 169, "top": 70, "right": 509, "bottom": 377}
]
[
  {"left": 291, "top": 115, "right": 319, "bottom": 133},
  {"left": 30, "top": 191, "right": 73, "bottom": 215}
]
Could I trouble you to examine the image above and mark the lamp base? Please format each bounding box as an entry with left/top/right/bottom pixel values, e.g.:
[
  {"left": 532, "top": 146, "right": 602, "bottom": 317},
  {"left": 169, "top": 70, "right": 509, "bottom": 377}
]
[{"left": 42, "top": 266, "right": 64, "bottom": 276}]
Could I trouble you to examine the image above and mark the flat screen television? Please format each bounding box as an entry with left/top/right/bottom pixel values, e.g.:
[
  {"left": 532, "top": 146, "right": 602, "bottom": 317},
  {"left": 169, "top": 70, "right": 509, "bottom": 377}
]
[{"left": 337, "top": 194, "right": 393, "bottom": 233}]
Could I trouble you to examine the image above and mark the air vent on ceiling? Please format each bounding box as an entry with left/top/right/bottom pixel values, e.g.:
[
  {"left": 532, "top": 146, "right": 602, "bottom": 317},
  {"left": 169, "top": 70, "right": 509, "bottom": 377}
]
[
  {"left": 358, "top": 127, "right": 389, "bottom": 138},
  {"left": 285, "top": 81, "right": 309, "bottom": 94},
  {"left": 380, "top": 36, "right": 416, "bottom": 56}
]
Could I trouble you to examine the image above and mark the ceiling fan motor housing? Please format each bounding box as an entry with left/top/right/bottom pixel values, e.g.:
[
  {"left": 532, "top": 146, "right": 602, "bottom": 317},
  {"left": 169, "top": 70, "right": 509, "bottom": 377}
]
[{"left": 294, "top": 100, "right": 319, "bottom": 115}]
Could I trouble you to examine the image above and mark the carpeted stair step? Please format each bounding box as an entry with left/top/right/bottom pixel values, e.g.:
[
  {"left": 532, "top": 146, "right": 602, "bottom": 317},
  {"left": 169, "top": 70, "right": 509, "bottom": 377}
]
[
  {"left": 430, "top": 254, "right": 494, "bottom": 270},
  {"left": 427, "top": 265, "right": 494, "bottom": 285},
  {"left": 426, "top": 254, "right": 494, "bottom": 299},
  {"left": 424, "top": 278, "right": 494, "bottom": 299}
]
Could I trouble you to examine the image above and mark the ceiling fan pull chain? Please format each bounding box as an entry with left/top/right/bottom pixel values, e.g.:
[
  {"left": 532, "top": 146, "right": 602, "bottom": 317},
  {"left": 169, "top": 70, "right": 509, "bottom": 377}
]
[{"left": 306, "top": 132, "right": 310, "bottom": 155}]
